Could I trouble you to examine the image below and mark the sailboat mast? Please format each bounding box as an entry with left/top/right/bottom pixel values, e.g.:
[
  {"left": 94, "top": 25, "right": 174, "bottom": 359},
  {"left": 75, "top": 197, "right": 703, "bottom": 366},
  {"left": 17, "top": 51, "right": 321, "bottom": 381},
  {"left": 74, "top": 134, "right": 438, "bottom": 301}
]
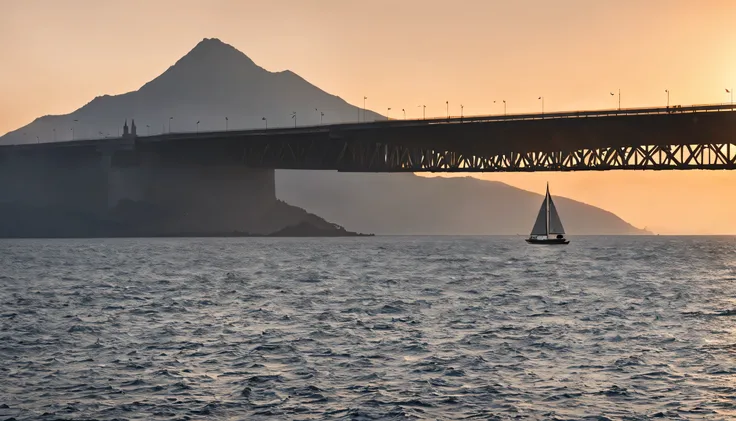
[{"left": 545, "top": 183, "right": 550, "bottom": 236}]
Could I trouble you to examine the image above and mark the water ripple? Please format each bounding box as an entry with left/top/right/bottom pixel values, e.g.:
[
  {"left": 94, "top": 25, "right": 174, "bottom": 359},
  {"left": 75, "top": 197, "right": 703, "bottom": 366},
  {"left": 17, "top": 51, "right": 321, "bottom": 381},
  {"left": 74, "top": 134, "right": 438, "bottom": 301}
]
[{"left": 0, "top": 236, "right": 735, "bottom": 419}]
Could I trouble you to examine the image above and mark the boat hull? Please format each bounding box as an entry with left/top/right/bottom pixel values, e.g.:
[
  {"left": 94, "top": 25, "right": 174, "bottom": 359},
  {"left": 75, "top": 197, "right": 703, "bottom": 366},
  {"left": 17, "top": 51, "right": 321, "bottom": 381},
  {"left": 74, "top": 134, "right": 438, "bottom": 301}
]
[{"left": 525, "top": 238, "right": 570, "bottom": 245}]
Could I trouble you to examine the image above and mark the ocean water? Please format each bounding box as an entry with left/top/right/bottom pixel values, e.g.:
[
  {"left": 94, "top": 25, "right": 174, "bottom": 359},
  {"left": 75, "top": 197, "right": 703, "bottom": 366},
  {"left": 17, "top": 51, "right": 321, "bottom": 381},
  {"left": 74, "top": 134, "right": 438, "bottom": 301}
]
[{"left": 0, "top": 236, "right": 735, "bottom": 420}]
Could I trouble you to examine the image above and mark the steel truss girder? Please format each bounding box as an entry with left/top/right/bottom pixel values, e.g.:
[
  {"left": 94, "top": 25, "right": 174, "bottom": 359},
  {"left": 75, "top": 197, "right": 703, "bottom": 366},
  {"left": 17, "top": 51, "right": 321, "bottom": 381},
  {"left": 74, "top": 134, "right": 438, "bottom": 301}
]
[
  {"left": 235, "top": 140, "right": 736, "bottom": 172},
  {"left": 333, "top": 142, "right": 736, "bottom": 172}
]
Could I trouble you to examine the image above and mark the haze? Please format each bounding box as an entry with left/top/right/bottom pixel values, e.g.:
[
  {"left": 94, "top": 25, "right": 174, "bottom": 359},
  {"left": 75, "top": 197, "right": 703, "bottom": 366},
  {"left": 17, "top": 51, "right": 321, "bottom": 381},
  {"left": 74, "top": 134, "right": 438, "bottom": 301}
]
[{"left": 1, "top": 0, "right": 735, "bottom": 234}]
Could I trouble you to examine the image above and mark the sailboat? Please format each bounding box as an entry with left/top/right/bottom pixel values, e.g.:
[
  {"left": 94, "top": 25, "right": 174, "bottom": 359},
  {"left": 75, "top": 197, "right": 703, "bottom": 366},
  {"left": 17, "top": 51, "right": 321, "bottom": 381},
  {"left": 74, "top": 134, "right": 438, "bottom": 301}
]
[{"left": 526, "top": 183, "right": 569, "bottom": 245}]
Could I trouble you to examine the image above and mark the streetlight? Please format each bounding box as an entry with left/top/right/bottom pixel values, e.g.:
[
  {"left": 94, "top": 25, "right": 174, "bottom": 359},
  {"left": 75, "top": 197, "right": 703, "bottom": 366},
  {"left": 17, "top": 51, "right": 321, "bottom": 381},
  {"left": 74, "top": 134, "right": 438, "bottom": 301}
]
[
  {"left": 262, "top": 117, "right": 268, "bottom": 129},
  {"left": 169, "top": 117, "right": 173, "bottom": 133},
  {"left": 320, "top": 112, "right": 324, "bottom": 124},
  {"left": 53, "top": 128, "right": 56, "bottom": 141},
  {"left": 387, "top": 107, "right": 391, "bottom": 120},
  {"left": 146, "top": 124, "right": 150, "bottom": 135},
  {"left": 363, "top": 96, "right": 367, "bottom": 122},
  {"left": 225, "top": 116, "right": 228, "bottom": 131},
  {"left": 727, "top": 88, "right": 732, "bottom": 106},
  {"left": 503, "top": 100, "right": 507, "bottom": 115},
  {"left": 402, "top": 108, "right": 406, "bottom": 119},
  {"left": 446, "top": 101, "right": 449, "bottom": 119},
  {"left": 291, "top": 111, "right": 297, "bottom": 127},
  {"left": 418, "top": 105, "right": 426, "bottom": 120},
  {"left": 610, "top": 90, "right": 621, "bottom": 110},
  {"left": 665, "top": 89, "right": 669, "bottom": 108},
  {"left": 72, "top": 119, "right": 78, "bottom": 140},
  {"left": 196, "top": 121, "right": 200, "bottom": 134},
  {"left": 460, "top": 104, "right": 464, "bottom": 119},
  {"left": 538, "top": 97, "right": 544, "bottom": 114},
  {"left": 36, "top": 136, "right": 40, "bottom": 143}
]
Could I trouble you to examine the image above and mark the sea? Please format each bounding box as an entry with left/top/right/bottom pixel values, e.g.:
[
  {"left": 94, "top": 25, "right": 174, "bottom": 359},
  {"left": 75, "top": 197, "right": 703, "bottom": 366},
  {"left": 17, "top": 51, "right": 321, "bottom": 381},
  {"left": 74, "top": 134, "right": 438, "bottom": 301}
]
[{"left": 0, "top": 236, "right": 735, "bottom": 420}]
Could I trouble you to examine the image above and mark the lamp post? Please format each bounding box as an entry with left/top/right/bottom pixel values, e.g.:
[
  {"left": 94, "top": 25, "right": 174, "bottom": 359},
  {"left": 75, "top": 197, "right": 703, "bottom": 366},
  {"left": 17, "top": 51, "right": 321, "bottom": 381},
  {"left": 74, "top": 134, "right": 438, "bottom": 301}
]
[
  {"left": 418, "top": 105, "right": 426, "bottom": 120},
  {"left": 665, "top": 89, "right": 670, "bottom": 108},
  {"left": 262, "top": 117, "right": 268, "bottom": 129},
  {"left": 727, "top": 88, "right": 733, "bottom": 107},
  {"left": 503, "top": 100, "right": 506, "bottom": 115},
  {"left": 291, "top": 111, "right": 297, "bottom": 128},
  {"left": 196, "top": 121, "right": 200, "bottom": 134},
  {"left": 146, "top": 124, "right": 150, "bottom": 135},
  {"left": 610, "top": 90, "right": 621, "bottom": 110},
  {"left": 169, "top": 117, "right": 173, "bottom": 133},
  {"left": 387, "top": 107, "right": 391, "bottom": 120},
  {"left": 538, "top": 97, "right": 544, "bottom": 114},
  {"left": 363, "top": 96, "right": 367, "bottom": 122},
  {"left": 402, "top": 108, "right": 406, "bottom": 119},
  {"left": 225, "top": 116, "right": 228, "bottom": 131},
  {"left": 72, "top": 119, "right": 78, "bottom": 140},
  {"left": 53, "top": 128, "right": 56, "bottom": 141},
  {"left": 460, "top": 104, "right": 464, "bottom": 119},
  {"left": 320, "top": 112, "right": 324, "bottom": 124},
  {"left": 446, "top": 101, "right": 449, "bottom": 119}
]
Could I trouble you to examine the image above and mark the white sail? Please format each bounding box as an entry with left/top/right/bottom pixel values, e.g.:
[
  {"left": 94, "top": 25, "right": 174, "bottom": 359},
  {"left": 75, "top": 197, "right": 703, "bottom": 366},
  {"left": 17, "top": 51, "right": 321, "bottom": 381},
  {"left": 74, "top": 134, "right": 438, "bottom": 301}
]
[
  {"left": 530, "top": 200, "right": 547, "bottom": 236},
  {"left": 548, "top": 196, "right": 565, "bottom": 235},
  {"left": 529, "top": 183, "right": 565, "bottom": 237}
]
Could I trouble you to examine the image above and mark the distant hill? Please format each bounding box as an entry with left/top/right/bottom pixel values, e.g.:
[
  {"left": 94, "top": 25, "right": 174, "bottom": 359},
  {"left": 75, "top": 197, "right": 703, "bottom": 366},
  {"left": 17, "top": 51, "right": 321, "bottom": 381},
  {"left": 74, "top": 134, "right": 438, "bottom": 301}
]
[
  {"left": 276, "top": 172, "right": 647, "bottom": 235},
  {"left": 0, "top": 38, "right": 646, "bottom": 235}
]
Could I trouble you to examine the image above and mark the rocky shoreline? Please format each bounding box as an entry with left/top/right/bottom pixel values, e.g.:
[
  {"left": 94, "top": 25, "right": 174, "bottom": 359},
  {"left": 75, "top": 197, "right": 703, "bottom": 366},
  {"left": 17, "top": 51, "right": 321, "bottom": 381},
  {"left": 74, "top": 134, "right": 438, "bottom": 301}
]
[{"left": 0, "top": 201, "right": 373, "bottom": 239}]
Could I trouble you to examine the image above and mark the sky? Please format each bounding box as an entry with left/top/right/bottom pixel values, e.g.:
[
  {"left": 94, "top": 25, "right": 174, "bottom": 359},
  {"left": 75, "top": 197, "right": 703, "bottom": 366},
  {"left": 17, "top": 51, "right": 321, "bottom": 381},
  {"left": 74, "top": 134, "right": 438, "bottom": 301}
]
[{"left": 1, "top": 0, "right": 735, "bottom": 234}]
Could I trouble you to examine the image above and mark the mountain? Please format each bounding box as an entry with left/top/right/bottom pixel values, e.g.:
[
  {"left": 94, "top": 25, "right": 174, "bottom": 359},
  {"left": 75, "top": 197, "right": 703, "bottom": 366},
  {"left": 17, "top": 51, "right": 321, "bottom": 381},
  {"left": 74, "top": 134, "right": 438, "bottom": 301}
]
[
  {"left": 0, "top": 38, "right": 646, "bottom": 235},
  {"left": 276, "top": 172, "right": 646, "bottom": 235},
  {"left": 1, "top": 38, "right": 382, "bottom": 142}
]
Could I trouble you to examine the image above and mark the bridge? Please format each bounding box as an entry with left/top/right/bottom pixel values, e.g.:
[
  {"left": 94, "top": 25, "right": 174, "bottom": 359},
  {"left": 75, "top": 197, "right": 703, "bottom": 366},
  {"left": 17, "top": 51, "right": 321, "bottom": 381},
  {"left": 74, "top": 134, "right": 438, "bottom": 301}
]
[
  {"left": 3, "top": 103, "right": 735, "bottom": 172},
  {"left": 1, "top": 104, "right": 734, "bottom": 235}
]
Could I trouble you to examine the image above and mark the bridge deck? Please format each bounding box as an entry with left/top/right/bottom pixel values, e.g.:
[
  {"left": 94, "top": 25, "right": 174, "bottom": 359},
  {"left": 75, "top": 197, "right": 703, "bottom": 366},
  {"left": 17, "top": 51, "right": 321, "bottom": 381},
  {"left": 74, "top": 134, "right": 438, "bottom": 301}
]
[{"left": 1, "top": 104, "right": 735, "bottom": 172}]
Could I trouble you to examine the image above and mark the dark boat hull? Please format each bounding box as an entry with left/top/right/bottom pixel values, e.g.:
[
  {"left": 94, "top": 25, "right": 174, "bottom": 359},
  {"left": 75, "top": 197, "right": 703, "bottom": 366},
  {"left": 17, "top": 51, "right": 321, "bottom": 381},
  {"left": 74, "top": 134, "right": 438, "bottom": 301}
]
[{"left": 525, "top": 238, "right": 570, "bottom": 245}]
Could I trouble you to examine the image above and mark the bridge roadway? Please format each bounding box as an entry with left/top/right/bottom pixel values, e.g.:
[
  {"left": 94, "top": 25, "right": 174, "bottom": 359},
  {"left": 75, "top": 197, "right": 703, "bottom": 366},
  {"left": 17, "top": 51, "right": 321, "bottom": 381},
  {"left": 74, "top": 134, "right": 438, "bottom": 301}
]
[{"left": 2, "top": 103, "right": 736, "bottom": 172}]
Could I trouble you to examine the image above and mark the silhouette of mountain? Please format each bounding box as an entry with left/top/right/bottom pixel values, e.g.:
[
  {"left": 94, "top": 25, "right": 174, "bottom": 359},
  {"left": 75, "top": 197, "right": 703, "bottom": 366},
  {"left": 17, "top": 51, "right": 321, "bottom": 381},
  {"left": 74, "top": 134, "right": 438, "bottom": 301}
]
[
  {"left": 0, "top": 38, "right": 646, "bottom": 235},
  {"left": 1, "top": 38, "right": 381, "bottom": 142},
  {"left": 277, "top": 172, "right": 646, "bottom": 235}
]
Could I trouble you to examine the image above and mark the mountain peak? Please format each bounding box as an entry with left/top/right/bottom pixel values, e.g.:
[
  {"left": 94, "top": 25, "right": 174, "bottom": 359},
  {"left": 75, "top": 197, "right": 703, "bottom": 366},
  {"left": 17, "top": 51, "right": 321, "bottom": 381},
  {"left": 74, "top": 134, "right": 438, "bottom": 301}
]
[
  {"left": 178, "top": 37, "right": 257, "bottom": 67},
  {"left": 190, "top": 38, "right": 237, "bottom": 54},
  {"left": 136, "top": 37, "right": 263, "bottom": 97}
]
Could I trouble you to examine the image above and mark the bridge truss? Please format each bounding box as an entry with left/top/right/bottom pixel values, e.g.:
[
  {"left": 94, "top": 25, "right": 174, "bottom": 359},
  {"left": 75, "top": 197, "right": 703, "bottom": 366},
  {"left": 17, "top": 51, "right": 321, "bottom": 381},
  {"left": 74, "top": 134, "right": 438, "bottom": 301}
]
[{"left": 240, "top": 140, "right": 736, "bottom": 172}]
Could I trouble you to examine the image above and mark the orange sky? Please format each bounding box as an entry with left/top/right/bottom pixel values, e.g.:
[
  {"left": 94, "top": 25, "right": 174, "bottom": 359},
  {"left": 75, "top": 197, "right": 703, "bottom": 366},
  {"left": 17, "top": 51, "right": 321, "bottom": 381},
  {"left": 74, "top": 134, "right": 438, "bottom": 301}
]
[{"left": 1, "top": 0, "right": 735, "bottom": 234}]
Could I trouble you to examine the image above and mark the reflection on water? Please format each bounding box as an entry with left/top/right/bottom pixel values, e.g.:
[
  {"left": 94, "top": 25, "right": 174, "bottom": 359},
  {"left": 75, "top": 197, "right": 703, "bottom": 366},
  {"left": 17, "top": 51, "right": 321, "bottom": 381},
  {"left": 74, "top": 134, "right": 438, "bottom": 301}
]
[{"left": 0, "top": 236, "right": 735, "bottom": 419}]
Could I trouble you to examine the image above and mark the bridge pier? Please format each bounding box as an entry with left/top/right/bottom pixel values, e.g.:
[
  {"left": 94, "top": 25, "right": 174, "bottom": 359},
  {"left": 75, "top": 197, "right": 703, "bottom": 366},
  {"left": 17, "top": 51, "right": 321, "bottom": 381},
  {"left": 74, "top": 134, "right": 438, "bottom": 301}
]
[
  {"left": 0, "top": 123, "right": 278, "bottom": 235},
  {"left": 126, "top": 155, "right": 276, "bottom": 234}
]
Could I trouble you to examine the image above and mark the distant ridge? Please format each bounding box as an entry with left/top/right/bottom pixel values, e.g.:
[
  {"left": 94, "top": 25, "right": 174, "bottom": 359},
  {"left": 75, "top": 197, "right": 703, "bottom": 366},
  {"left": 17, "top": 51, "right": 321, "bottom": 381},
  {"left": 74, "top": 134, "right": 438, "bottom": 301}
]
[{"left": 0, "top": 38, "right": 647, "bottom": 235}]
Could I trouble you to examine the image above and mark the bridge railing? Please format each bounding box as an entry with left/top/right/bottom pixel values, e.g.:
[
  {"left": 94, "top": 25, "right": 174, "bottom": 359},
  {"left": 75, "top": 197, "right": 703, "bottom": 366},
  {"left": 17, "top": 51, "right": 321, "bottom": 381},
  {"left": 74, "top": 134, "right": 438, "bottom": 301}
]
[
  {"left": 2, "top": 103, "right": 734, "bottom": 148},
  {"left": 378, "top": 103, "right": 736, "bottom": 127}
]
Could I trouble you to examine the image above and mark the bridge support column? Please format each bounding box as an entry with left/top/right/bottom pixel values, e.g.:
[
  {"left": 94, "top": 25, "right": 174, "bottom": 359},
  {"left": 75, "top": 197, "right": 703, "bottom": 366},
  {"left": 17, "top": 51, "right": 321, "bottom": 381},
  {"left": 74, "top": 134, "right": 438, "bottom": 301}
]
[{"left": 121, "top": 151, "right": 277, "bottom": 234}]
